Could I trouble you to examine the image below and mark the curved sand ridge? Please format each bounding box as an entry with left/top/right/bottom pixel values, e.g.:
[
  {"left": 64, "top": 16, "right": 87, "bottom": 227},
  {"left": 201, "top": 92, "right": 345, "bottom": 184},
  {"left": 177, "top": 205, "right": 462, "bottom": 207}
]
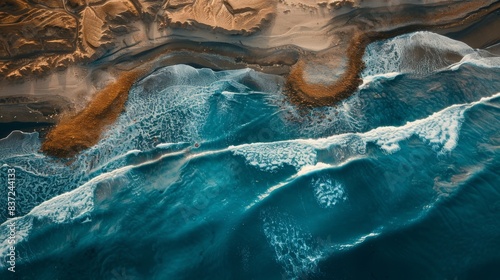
[{"left": 285, "top": 0, "right": 500, "bottom": 106}]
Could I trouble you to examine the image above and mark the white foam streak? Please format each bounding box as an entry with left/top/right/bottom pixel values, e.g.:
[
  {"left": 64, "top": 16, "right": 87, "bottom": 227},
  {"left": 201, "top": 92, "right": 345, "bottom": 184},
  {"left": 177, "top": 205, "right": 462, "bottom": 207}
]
[
  {"left": 233, "top": 93, "right": 500, "bottom": 173},
  {"left": 245, "top": 159, "right": 358, "bottom": 210},
  {"left": 449, "top": 53, "right": 500, "bottom": 71},
  {"left": 155, "top": 142, "right": 187, "bottom": 149},
  {"left": 337, "top": 231, "right": 381, "bottom": 251},
  {"left": 231, "top": 142, "right": 317, "bottom": 172},
  {"left": 296, "top": 162, "right": 333, "bottom": 176},
  {"left": 0, "top": 164, "right": 136, "bottom": 266},
  {"left": 360, "top": 72, "right": 401, "bottom": 89},
  {"left": 2, "top": 93, "right": 496, "bottom": 267}
]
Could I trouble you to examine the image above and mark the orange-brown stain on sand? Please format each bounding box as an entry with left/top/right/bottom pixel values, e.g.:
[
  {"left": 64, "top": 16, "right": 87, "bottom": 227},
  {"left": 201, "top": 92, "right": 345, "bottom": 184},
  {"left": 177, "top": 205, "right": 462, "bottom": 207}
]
[
  {"left": 41, "top": 70, "right": 143, "bottom": 158},
  {"left": 285, "top": 32, "right": 369, "bottom": 106},
  {"left": 284, "top": 1, "right": 500, "bottom": 107}
]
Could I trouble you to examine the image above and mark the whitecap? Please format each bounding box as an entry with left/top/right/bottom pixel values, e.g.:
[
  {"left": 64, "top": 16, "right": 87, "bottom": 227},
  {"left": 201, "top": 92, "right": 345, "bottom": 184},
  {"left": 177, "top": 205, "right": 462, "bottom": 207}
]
[{"left": 232, "top": 93, "right": 500, "bottom": 172}]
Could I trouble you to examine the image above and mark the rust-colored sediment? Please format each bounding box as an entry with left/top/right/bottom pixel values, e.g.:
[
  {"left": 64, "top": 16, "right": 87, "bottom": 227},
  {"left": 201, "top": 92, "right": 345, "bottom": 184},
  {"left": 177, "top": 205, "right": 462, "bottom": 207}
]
[
  {"left": 285, "top": 32, "right": 369, "bottom": 107},
  {"left": 41, "top": 70, "right": 142, "bottom": 158},
  {"left": 35, "top": 1, "right": 500, "bottom": 157},
  {"left": 286, "top": 1, "right": 500, "bottom": 107}
]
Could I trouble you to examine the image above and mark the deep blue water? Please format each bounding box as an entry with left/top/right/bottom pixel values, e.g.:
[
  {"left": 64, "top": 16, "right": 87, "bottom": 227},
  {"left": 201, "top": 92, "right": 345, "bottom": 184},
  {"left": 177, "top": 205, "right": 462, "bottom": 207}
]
[{"left": 1, "top": 32, "right": 499, "bottom": 279}]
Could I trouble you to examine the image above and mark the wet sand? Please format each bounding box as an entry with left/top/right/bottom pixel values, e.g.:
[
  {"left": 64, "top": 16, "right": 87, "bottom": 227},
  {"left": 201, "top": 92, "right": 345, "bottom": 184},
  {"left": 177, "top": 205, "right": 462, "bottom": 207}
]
[{"left": 40, "top": 70, "right": 142, "bottom": 158}]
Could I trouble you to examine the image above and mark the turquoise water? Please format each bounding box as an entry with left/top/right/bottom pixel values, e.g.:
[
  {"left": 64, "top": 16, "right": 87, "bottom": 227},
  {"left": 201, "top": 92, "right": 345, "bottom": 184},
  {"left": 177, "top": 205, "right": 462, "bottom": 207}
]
[{"left": 1, "top": 32, "right": 499, "bottom": 279}]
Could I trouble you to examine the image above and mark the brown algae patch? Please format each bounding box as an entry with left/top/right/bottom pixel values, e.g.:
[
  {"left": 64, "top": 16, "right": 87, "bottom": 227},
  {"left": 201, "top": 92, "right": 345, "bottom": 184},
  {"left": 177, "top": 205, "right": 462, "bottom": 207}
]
[{"left": 41, "top": 70, "right": 142, "bottom": 158}]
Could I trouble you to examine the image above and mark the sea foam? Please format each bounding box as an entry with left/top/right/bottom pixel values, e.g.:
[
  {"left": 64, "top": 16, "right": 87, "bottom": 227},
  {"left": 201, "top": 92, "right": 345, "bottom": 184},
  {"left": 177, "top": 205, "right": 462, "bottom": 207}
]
[{"left": 232, "top": 93, "right": 500, "bottom": 172}]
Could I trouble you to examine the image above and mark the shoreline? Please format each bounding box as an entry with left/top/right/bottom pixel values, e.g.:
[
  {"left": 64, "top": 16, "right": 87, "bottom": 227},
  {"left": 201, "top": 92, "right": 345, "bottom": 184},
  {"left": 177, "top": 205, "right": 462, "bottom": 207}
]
[
  {"left": 284, "top": 0, "right": 500, "bottom": 106},
  {"left": 40, "top": 70, "right": 143, "bottom": 158}
]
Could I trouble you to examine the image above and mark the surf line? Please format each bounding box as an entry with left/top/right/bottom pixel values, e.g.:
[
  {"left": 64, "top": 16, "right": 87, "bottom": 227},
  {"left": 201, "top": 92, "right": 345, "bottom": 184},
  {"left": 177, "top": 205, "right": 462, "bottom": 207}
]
[{"left": 285, "top": 1, "right": 500, "bottom": 107}]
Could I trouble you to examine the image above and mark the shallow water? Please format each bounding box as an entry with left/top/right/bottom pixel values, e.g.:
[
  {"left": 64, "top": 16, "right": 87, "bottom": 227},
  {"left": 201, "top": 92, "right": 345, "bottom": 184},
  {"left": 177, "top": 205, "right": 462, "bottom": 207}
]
[{"left": 1, "top": 32, "right": 499, "bottom": 279}]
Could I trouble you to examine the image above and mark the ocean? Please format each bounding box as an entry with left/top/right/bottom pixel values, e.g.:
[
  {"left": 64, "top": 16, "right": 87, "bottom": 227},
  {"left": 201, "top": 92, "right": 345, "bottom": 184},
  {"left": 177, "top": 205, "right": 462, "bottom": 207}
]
[{"left": 1, "top": 31, "right": 499, "bottom": 279}]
